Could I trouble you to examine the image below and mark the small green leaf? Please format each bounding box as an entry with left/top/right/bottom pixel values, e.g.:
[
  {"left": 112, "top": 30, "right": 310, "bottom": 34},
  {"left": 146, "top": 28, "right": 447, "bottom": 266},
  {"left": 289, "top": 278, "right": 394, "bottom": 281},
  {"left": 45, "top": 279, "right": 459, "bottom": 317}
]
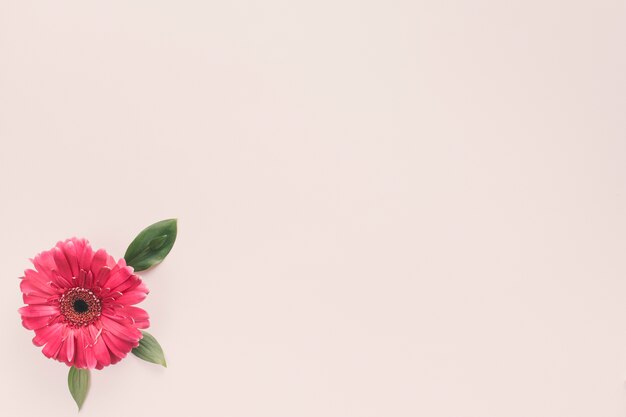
[
  {"left": 132, "top": 330, "right": 167, "bottom": 367},
  {"left": 124, "top": 219, "right": 177, "bottom": 272},
  {"left": 68, "top": 367, "right": 90, "bottom": 411}
]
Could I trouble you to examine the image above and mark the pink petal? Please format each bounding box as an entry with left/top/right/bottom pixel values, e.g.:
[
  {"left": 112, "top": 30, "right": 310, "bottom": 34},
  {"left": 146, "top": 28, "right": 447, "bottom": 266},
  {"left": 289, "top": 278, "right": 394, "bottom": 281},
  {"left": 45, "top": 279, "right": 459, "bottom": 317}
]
[
  {"left": 88, "top": 324, "right": 111, "bottom": 368},
  {"left": 42, "top": 332, "right": 64, "bottom": 359},
  {"left": 19, "top": 305, "right": 60, "bottom": 318},
  {"left": 32, "top": 251, "right": 56, "bottom": 278},
  {"left": 51, "top": 270, "right": 73, "bottom": 289},
  {"left": 21, "top": 270, "right": 62, "bottom": 295},
  {"left": 101, "top": 332, "right": 133, "bottom": 359},
  {"left": 114, "top": 289, "right": 147, "bottom": 305},
  {"left": 22, "top": 315, "right": 55, "bottom": 330},
  {"left": 52, "top": 247, "right": 73, "bottom": 280},
  {"left": 32, "top": 323, "right": 64, "bottom": 347},
  {"left": 65, "top": 329, "right": 75, "bottom": 364},
  {"left": 76, "top": 269, "right": 87, "bottom": 287},
  {"left": 101, "top": 315, "right": 141, "bottom": 342},
  {"left": 84, "top": 270, "right": 95, "bottom": 289},
  {"left": 23, "top": 268, "right": 50, "bottom": 286},
  {"left": 90, "top": 249, "right": 108, "bottom": 276},
  {"left": 83, "top": 332, "right": 97, "bottom": 369},
  {"left": 78, "top": 241, "right": 94, "bottom": 271},
  {"left": 62, "top": 240, "right": 80, "bottom": 278},
  {"left": 110, "top": 274, "right": 142, "bottom": 294},
  {"left": 127, "top": 305, "right": 150, "bottom": 323},
  {"left": 104, "top": 266, "right": 133, "bottom": 290},
  {"left": 23, "top": 293, "right": 56, "bottom": 305},
  {"left": 117, "top": 306, "right": 150, "bottom": 329},
  {"left": 72, "top": 329, "right": 87, "bottom": 368},
  {"left": 56, "top": 328, "right": 71, "bottom": 365},
  {"left": 95, "top": 266, "right": 111, "bottom": 288}
]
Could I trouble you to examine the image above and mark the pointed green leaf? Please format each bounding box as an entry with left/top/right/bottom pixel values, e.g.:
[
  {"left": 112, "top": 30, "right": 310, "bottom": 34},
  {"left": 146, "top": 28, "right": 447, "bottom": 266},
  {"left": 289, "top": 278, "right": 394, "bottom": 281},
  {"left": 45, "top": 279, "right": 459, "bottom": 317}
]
[
  {"left": 124, "top": 219, "right": 177, "bottom": 272},
  {"left": 132, "top": 330, "right": 167, "bottom": 367},
  {"left": 68, "top": 367, "right": 90, "bottom": 411}
]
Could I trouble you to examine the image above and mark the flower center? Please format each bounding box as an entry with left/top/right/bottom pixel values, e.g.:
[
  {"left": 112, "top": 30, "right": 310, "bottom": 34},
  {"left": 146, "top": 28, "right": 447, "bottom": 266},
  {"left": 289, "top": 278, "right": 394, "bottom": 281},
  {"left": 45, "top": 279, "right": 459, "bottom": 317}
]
[
  {"left": 73, "top": 299, "right": 89, "bottom": 313},
  {"left": 60, "top": 287, "right": 102, "bottom": 327}
]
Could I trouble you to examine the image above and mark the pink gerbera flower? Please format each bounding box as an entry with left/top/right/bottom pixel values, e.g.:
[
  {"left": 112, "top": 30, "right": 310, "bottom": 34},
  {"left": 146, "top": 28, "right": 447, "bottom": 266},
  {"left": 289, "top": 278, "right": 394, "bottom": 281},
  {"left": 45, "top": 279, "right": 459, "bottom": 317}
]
[{"left": 18, "top": 238, "right": 150, "bottom": 369}]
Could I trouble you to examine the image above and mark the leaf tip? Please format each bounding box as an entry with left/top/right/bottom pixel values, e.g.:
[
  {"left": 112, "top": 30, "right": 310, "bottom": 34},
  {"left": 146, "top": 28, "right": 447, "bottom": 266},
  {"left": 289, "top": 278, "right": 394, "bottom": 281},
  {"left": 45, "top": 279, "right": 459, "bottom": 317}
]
[
  {"left": 68, "top": 366, "right": 90, "bottom": 412},
  {"left": 163, "top": 218, "right": 178, "bottom": 228},
  {"left": 132, "top": 330, "right": 167, "bottom": 367}
]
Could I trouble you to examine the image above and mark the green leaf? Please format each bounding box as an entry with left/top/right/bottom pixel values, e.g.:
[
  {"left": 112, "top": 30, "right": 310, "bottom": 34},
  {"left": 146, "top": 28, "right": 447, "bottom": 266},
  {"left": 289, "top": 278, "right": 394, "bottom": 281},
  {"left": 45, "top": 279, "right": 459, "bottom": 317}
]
[
  {"left": 68, "top": 367, "right": 90, "bottom": 411},
  {"left": 124, "top": 219, "right": 177, "bottom": 272},
  {"left": 132, "top": 330, "right": 167, "bottom": 367}
]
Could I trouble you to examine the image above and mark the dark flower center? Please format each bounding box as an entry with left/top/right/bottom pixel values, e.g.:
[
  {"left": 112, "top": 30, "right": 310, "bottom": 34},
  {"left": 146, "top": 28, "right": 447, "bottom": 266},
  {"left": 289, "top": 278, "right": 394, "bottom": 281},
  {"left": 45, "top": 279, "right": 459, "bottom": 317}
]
[
  {"left": 73, "top": 299, "right": 89, "bottom": 313},
  {"left": 60, "top": 287, "right": 102, "bottom": 327}
]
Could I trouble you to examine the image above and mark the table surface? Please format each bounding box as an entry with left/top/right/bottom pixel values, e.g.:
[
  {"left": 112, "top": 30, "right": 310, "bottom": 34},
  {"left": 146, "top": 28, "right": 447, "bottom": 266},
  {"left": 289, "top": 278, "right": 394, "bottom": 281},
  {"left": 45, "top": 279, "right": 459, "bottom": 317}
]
[{"left": 1, "top": 1, "right": 625, "bottom": 416}]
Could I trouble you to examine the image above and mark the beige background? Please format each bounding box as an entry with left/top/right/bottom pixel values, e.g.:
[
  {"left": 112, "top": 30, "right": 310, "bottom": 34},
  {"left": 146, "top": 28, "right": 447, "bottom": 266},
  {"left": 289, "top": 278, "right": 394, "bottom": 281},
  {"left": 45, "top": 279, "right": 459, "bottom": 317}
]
[{"left": 1, "top": 1, "right": 625, "bottom": 416}]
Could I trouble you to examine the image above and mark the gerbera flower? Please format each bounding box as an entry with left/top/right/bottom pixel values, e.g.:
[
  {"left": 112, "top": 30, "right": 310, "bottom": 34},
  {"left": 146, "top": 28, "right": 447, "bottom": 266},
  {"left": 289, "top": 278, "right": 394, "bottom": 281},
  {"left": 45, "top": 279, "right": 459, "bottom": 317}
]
[{"left": 18, "top": 238, "right": 150, "bottom": 369}]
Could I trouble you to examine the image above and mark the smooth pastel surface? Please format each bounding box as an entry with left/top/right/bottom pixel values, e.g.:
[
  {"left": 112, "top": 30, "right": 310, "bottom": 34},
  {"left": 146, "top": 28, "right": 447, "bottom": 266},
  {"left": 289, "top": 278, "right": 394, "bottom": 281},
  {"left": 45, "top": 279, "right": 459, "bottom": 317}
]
[{"left": 0, "top": 1, "right": 625, "bottom": 416}]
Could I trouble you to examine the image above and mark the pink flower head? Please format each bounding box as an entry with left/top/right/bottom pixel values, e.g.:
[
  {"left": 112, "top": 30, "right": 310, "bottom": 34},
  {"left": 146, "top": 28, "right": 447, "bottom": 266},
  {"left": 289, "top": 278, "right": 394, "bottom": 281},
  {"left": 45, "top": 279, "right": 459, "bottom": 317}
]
[{"left": 18, "top": 238, "right": 150, "bottom": 369}]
